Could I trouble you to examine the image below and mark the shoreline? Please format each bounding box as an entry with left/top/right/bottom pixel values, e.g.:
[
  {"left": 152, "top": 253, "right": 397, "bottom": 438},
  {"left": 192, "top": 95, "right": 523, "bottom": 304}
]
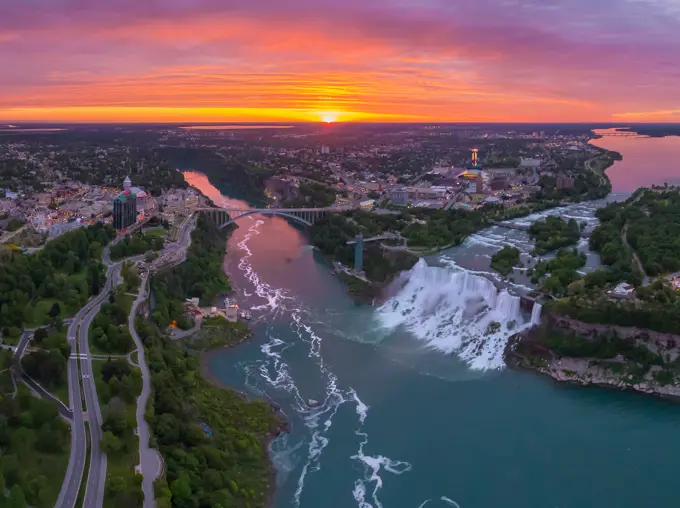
[
  {"left": 504, "top": 319, "right": 680, "bottom": 403},
  {"left": 198, "top": 335, "right": 289, "bottom": 508}
]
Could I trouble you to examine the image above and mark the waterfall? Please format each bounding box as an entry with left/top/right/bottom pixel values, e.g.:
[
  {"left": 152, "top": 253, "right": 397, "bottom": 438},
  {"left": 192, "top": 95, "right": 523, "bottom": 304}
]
[
  {"left": 377, "top": 260, "right": 532, "bottom": 370},
  {"left": 530, "top": 303, "right": 543, "bottom": 326}
]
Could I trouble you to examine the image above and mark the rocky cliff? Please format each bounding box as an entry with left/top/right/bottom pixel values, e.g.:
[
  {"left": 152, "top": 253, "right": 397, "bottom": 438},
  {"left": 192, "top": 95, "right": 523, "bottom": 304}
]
[{"left": 504, "top": 313, "right": 680, "bottom": 400}]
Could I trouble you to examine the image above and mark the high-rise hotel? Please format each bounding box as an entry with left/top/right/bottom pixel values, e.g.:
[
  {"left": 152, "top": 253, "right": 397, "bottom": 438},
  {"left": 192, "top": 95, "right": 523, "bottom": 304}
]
[{"left": 113, "top": 176, "right": 137, "bottom": 230}]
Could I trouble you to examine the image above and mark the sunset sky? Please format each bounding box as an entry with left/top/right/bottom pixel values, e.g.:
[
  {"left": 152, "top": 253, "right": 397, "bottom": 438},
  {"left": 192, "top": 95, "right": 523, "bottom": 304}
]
[{"left": 1, "top": 0, "right": 679, "bottom": 123}]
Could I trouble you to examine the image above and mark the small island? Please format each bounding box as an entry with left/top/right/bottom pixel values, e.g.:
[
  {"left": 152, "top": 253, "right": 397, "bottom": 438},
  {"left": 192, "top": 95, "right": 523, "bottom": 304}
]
[
  {"left": 491, "top": 246, "right": 520, "bottom": 276},
  {"left": 528, "top": 216, "right": 581, "bottom": 255}
]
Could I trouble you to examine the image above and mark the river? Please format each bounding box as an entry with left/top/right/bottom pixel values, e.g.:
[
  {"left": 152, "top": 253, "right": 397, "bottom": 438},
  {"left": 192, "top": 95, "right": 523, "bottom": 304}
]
[{"left": 180, "top": 131, "right": 680, "bottom": 508}]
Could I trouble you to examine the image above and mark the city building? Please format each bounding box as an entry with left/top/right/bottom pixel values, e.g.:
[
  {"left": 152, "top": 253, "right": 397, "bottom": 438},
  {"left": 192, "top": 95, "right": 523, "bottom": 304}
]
[
  {"left": 164, "top": 193, "right": 185, "bottom": 215},
  {"left": 389, "top": 188, "right": 409, "bottom": 206},
  {"left": 321, "top": 145, "right": 330, "bottom": 155},
  {"left": 113, "top": 189, "right": 137, "bottom": 230},
  {"left": 519, "top": 158, "right": 542, "bottom": 169},
  {"left": 476, "top": 174, "right": 484, "bottom": 194},
  {"left": 556, "top": 175, "right": 575, "bottom": 189},
  {"left": 489, "top": 175, "right": 509, "bottom": 191}
]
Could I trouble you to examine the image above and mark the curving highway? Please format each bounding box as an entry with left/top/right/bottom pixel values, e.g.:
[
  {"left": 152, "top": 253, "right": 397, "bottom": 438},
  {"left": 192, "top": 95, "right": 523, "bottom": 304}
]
[{"left": 55, "top": 262, "right": 120, "bottom": 508}]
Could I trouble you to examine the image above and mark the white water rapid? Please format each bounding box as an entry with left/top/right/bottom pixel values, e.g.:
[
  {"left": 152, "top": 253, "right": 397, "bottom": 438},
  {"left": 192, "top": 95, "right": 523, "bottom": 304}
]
[{"left": 377, "top": 259, "right": 532, "bottom": 370}]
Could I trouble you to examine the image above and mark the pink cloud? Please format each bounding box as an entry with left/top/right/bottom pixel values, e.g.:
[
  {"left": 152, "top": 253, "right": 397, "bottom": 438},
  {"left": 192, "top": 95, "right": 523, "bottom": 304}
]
[{"left": 0, "top": 0, "right": 678, "bottom": 121}]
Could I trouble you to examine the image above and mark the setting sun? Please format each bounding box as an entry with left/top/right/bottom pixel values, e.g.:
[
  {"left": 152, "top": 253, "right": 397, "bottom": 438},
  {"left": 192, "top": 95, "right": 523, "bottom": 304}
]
[{"left": 320, "top": 113, "right": 339, "bottom": 123}]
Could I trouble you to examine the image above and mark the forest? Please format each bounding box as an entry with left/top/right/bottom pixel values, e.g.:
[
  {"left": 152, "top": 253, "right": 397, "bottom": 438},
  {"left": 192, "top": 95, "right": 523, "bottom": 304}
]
[
  {"left": 528, "top": 216, "right": 581, "bottom": 255},
  {"left": 90, "top": 290, "right": 135, "bottom": 354},
  {"left": 528, "top": 248, "right": 587, "bottom": 297},
  {"left": 282, "top": 182, "right": 336, "bottom": 208},
  {"left": 0, "top": 387, "right": 71, "bottom": 507},
  {"left": 587, "top": 188, "right": 680, "bottom": 284},
  {"left": 0, "top": 222, "right": 115, "bottom": 329},
  {"left": 624, "top": 188, "right": 680, "bottom": 275}
]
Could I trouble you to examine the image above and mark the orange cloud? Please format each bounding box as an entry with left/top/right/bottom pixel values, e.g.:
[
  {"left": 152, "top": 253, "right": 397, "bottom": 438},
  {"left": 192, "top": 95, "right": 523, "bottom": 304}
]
[{"left": 1, "top": 0, "right": 679, "bottom": 122}]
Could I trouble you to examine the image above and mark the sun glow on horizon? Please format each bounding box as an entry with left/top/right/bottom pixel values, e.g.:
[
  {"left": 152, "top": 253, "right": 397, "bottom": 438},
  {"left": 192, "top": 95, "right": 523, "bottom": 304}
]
[{"left": 319, "top": 112, "right": 340, "bottom": 123}]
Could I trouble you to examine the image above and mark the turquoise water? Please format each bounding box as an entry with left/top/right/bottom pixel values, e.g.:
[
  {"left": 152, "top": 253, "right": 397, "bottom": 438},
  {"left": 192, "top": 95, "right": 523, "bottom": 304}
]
[{"left": 180, "top": 133, "right": 680, "bottom": 508}]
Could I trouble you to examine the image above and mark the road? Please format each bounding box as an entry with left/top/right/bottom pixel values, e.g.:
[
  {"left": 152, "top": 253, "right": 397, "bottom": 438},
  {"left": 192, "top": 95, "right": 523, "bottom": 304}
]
[
  {"left": 55, "top": 262, "right": 121, "bottom": 508},
  {"left": 0, "top": 223, "right": 30, "bottom": 244},
  {"left": 11, "top": 330, "right": 74, "bottom": 417},
  {"left": 129, "top": 275, "right": 163, "bottom": 507},
  {"left": 82, "top": 263, "right": 122, "bottom": 508},
  {"left": 55, "top": 216, "right": 196, "bottom": 508},
  {"left": 585, "top": 157, "right": 608, "bottom": 187}
]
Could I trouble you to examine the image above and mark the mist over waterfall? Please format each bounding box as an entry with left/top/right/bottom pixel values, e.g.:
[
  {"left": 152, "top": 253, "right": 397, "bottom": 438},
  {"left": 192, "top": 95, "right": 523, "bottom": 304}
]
[{"left": 377, "top": 260, "right": 532, "bottom": 370}]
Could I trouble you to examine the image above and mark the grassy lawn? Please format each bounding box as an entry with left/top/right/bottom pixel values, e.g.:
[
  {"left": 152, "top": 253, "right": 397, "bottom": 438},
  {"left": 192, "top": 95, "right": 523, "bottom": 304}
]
[
  {"left": 142, "top": 227, "right": 167, "bottom": 239},
  {"left": 29, "top": 298, "right": 63, "bottom": 326},
  {"left": 68, "top": 268, "right": 89, "bottom": 284},
  {"left": 50, "top": 377, "right": 70, "bottom": 407},
  {"left": 1, "top": 331, "right": 20, "bottom": 346}
]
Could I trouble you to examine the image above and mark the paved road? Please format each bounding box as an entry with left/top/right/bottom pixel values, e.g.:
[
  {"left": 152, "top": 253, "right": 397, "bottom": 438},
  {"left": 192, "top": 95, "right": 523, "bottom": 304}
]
[
  {"left": 129, "top": 275, "right": 162, "bottom": 508},
  {"left": 82, "top": 263, "right": 122, "bottom": 508},
  {"left": 12, "top": 330, "right": 73, "bottom": 417},
  {"left": 55, "top": 217, "right": 196, "bottom": 508},
  {"left": 55, "top": 262, "right": 121, "bottom": 508},
  {"left": 55, "top": 316, "right": 89, "bottom": 508}
]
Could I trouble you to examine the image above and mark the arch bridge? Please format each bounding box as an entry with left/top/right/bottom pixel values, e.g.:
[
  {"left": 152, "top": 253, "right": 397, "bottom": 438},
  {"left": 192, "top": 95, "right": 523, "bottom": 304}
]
[{"left": 195, "top": 206, "right": 352, "bottom": 229}]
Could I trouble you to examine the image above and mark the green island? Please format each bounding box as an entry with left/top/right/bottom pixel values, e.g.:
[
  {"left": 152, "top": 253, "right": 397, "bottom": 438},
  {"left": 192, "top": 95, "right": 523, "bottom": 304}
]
[
  {"left": 528, "top": 216, "right": 581, "bottom": 255},
  {"left": 527, "top": 248, "right": 587, "bottom": 297},
  {"left": 490, "top": 246, "right": 520, "bottom": 276},
  {"left": 509, "top": 186, "right": 680, "bottom": 398},
  {"left": 143, "top": 215, "right": 282, "bottom": 508}
]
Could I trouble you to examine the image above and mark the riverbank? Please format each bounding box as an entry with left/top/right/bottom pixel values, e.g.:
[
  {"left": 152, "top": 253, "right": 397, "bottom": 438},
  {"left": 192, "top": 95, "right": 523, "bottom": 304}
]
[
  {"left": 504, "top": 313, "right": 680, "bottom": 401},
  {"left": 147, "top": 213, "right": 286, "bottom": 508},
  {"left": 194, "top": 321, "right": 289, "bottom": 508}
]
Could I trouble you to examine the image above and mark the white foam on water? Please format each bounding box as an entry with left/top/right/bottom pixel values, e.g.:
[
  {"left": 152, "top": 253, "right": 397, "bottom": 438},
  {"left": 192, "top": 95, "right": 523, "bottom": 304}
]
[
  {"left": 377, "top": 259, "right": 532, "bottom": 370},
  {"left": 350, "top": 389, "right": 412, "bottom": 508},
  {"left": 440, "top": 497, "right": 461, "bottom": 508},
  {"left": 233, "top": 216, "right": 414, "bottom": 508},
  {"left": 416, "top": 498, "right": 461, "bottom": 508},
  {"left": 237, "top": 220, "right": 293, "bottom": 312}
]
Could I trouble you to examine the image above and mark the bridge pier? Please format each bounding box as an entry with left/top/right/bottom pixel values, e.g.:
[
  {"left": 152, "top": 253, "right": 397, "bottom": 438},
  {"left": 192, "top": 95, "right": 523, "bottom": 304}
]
[{"left": 354, "top": 233, "right": 364, "bottom": 273}]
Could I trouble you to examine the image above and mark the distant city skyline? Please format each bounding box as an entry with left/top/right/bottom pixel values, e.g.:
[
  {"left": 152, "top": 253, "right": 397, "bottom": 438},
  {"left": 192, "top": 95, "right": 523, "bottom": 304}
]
[{"left": 1, "top": 0, "right": 679, "bottom": 123}]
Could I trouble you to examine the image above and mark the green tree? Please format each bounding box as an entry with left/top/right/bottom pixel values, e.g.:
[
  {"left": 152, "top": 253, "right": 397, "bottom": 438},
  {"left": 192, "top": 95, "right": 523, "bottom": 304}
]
[
  {"left": 6, "top": 484, "right": 27, "bottom": 508},
  {"left": 101, "top": 431, "right": 123, "bottom": 454},
  {"left": 170, "top": 472, "right": 193, "bottom": 506}
]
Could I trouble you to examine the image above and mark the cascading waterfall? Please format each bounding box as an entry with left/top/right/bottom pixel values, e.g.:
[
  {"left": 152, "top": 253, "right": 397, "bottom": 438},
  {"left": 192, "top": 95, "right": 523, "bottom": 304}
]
[
  {"left": 377, "top": 259, "right": 532, "bottom": 370},
  {"left": 530, "top": 302, "right": 543, "bottom": 326}
]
